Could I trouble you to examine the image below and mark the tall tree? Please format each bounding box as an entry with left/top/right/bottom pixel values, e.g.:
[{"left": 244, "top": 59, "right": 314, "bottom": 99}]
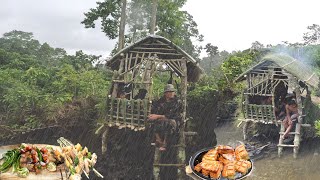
[
  {"left": 204, "top": 43, "right": 219, "bottom": 70},
  {"left": 0, "top": 30, "right": 41, "bottom": 55},
  {"left": 118, "top": 0, "right": 127, "bottom": 51},
  {"left": 82, "top": 0, "right": 203, "bottom": 58},
  {"left": 149, "top": 0, "right": 158, "bottom": 34},
  {"left": 204, "top": 43, "right": 219, "bottom": 57},
  {"left": 82, "top": 0, "right": 121, "bottom": 40},
  {"left": 303, "top": 24, "right": 320, "bottom": 45},
  {"left": 250, "top": 41, "right": 264, "bottom": 50}
]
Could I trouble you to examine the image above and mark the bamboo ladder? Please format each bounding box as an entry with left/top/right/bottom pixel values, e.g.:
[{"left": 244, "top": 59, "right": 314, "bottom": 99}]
[
  {"left": 277, "top": 79, "right": 311, "bottom": 158},
  {"left": 152, "top": 59, "right": 198, "bottom": 180}
]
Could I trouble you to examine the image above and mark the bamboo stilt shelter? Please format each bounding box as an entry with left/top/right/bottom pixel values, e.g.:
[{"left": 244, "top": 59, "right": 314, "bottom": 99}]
[
  {"left": 235, "top": 53, "right": 319, "bottom": 158},
  {"left": 101, "top": 35, "right": 202, "bottom": 179}
]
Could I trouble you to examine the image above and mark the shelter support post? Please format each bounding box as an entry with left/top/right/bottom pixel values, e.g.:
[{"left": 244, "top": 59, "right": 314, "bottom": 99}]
[
  {"left": 293, "top": 78, "right": 303, "bottom": 158},
  {"left": 243, "top": 75, "right": 250, "bottom": 140},
  {"left": 153, "top": 148, "right": 161, "bottom": 180},
  {"left": 177, "top": 59, "right": 187, "bottom": 179},
  {"left": 101, "top": 127, "right": 109, "bottom": 155}
]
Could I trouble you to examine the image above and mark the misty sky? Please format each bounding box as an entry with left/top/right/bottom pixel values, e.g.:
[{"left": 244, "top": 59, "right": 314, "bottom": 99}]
[{"left": 1, "top": 0, "right": 320, "bottom": 57}]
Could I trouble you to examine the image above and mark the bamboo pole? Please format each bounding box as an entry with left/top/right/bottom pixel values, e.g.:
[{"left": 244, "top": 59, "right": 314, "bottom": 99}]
[
  {"left": 124, "top": 53, "right": 129, "bottom": 82},
  {"left": 116, "top": 98, "right": 121, "bottom": 126},
  {"left": 137, "top": 100, "right": 141, "bottom": 127},
  {"left": 278, "top": 122, "right": 285, "bottom": 157},
  {"left": 132, "top": 53, "right": 139, "bottom": 81},
  {"left": 177, "top": 59, "right": 187, "bottom": 179},
  {"left": 243, "top": 75, "right": 250, "bottom": 140},
  {"left": 153, "top": 148, "right": 161, "bottom": 180},
  {"left": 143, "top": 99, "right": 149, "bottom": 126},
  {"left": 136, "top": 54, "right": 145, "bottom": 83},
  {"left": 293, "top": 77, "right": 303, "bottom": 158},
  {"left": 110, "top": 97, "right": 114, "bottom": 122},
  {"left": 105, "top": 96, "right": 110, "bottom": 123},
  {"left": 122, "top": 99, "right": 127, "bottom": 127},
  {"left": 131, "top": 99, "right": 135, "bottom": 129},
  {"left": 102, "top": 127, "right": 109, "bottom": 155}
]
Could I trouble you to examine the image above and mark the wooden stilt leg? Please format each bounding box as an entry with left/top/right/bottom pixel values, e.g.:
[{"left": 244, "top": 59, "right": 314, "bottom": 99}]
[
  {"left": 278, "top": 122, "right": 284, "bottom": 157},
  {"left": 293, "top": 123, "right": 301, "bottom": 159},
  {"left": 153, "top": 148, "right": 161, "bottom": 180},
  {"left": 177, "top": 131, "right": 186, "bottom": 179},
  {"left": 102, "top": 127, "right": 109, "bottom": 155},
  {"left": 243, "top": 121, "right": 249, "bottom": 141}
]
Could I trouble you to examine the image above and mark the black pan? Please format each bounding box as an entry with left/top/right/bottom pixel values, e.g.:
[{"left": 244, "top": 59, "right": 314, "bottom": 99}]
[{"left": 189, "top": 147, "right": 253, "bottom": 180}]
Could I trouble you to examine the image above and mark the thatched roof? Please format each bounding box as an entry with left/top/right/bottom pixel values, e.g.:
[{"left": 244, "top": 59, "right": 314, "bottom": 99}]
[
  {"left": 235, "top": 53, "right": 319, "bottom": 88},
  {"left": 106, "top": 35, "right": 203, "bottom": 82}
]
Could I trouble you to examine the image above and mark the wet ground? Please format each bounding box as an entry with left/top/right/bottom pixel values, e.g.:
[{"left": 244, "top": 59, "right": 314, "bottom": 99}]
[{"left": 214, "top": 122, "right": 320, "bottom": 180}]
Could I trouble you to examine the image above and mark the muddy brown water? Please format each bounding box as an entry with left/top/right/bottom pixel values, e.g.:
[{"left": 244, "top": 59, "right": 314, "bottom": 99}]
[{"left": 214, "top": 122, "right": 320, "bottom": 180}]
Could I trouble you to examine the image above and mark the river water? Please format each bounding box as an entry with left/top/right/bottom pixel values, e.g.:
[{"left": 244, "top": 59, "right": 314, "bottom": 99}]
[{"left": 214, "top": 122, "right": 320, "bottom": 180}]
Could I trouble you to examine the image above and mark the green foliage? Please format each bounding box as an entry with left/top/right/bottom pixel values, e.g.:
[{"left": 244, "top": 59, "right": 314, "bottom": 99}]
[
  {"left": 82, "top": 0, "right": 202, "bottom": 58},
  {"left": 221, "top": 51, "right": 254, "bottom": 81},
  {"left": 303, "top": 24, "right": 320, "bottom": 45},
  {"left": 81, "top": 0, "right": 121, "bottom": 39},
  {"left": 0, "top": 30, "right": 110, "bottom": 130},
  {"left": 315, "top": 120, "right": 320, "bottom": 136}
]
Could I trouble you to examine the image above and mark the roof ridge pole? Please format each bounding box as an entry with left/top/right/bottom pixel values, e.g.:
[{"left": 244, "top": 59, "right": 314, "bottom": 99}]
[{"left": 149, "top": 0, "right": 158, "bottom": 35}]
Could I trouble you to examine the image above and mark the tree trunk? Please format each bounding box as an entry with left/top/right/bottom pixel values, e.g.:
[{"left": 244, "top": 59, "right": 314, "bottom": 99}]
[
  {"left": 149, "top": 0, "right": 158, "bottom": 35},
  {"left": 118, "top": 0, "right": 127, "bottom": 51}
]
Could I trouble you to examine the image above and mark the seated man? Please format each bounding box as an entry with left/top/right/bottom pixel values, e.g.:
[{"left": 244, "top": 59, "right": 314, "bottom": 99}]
[
  {"left": 282, "top": 99, "right": 299, "bottom": 139},
  {"left": 148, "top": 84, "right": 182, "bottom": 151}
]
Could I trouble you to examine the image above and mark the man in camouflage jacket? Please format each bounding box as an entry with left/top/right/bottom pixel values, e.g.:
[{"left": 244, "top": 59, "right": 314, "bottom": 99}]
[{"left": 148, "top": 84, "right": 182, "bottom": 151}]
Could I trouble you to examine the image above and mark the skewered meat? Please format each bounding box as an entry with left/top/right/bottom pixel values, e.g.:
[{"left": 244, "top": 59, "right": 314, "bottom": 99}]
[
  {"left": 84, "top": 158, "right": 90, "bottom": 174},
  {"left": 90, "top": 153, "right": 97, "bottom": 166}
]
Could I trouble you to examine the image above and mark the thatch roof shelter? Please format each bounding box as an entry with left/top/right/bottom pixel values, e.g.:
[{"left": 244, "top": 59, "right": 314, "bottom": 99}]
[
  {"left": 236, "top": 53, "right": 319, "bottom": 158},
  {"left": 236, "top": 53, "right": 319, "bottom": 88},
  {"left": 106, "top": 35, "right": 203, "bottom": 82},
  {"left": 102, "top": 35, "right": 203, "bottom": 132}
]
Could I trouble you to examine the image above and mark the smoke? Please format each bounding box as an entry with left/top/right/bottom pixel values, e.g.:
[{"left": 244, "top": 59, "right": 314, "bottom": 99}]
[{"left": 270, "top": 44, "right": 315, "bottom": 68}]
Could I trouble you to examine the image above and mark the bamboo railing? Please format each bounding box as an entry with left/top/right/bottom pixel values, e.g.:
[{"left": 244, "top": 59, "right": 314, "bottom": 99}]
[
  {"left": 244, "top": 104, "right": 275, "bottom": 124},
  {"left": 105, "top": 96, "right": 150, "bottom": 131}
]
